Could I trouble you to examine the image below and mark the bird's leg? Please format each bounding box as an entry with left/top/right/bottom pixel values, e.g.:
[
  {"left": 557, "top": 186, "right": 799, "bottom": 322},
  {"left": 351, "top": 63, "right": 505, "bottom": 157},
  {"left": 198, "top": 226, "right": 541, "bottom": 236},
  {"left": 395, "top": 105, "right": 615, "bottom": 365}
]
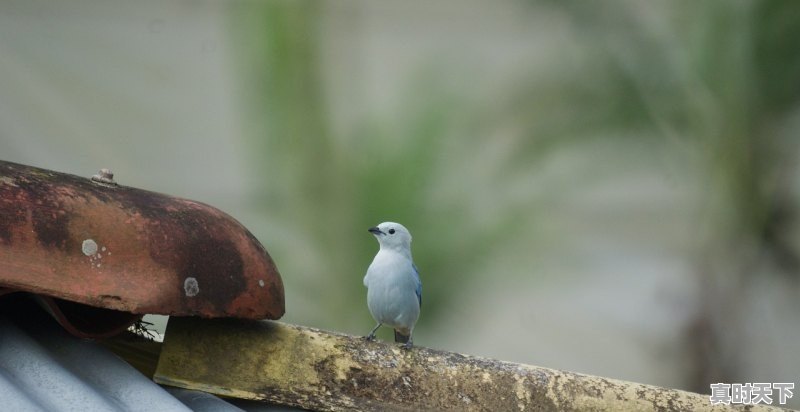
[
  {"left": 365, "top": 323, "right": 381, "bottom": 341},
  {"left": 400, "top": 335, "right": 414, "bottom": 350}
]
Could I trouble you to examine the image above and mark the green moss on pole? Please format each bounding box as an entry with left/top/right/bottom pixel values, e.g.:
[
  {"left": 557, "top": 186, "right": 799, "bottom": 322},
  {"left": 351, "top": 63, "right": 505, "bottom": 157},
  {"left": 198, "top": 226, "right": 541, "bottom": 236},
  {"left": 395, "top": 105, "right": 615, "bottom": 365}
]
[{"left": 154, "top": 318, "right": 785, "bottom": 411}]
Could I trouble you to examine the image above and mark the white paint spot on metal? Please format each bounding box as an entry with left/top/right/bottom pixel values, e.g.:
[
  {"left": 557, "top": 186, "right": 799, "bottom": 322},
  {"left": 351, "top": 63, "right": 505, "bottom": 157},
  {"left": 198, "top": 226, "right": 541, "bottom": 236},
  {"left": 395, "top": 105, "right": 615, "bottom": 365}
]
[
  {"left": 97, "top": 254, "right": 102, "bottom": 259},
  {"left": 96, "top": 263, "right": 101, "bottom": 268},
  {"left": 101, "top": 246, "right": 107, "bottom": 252},
  {"left": 258, "top": 279, "right": 265, "bottom": 287},
  {"left": 82, "top": 239, "right": 98, "bottom": 256},
  {"left": 184, "top": 277, "right": 199, "bottom": 297}
]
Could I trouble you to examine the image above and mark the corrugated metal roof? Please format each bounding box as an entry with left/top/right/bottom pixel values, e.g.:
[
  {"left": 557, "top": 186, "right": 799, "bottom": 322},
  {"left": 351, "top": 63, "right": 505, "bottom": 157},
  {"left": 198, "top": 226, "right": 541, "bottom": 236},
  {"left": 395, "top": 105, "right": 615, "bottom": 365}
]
[
  {"left": 0, "top": 305, "right": 296, "bottom": 412},
  {"left": 0, "top": 315, "right": 192, "bottom": 411}
]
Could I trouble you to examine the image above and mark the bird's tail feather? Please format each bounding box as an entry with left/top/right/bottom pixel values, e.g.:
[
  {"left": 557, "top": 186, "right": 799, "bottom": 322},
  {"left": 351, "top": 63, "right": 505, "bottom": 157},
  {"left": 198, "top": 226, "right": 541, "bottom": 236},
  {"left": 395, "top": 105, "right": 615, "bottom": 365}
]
[{"left": 394, "top": 330, "right": 410, "bottom": 343}]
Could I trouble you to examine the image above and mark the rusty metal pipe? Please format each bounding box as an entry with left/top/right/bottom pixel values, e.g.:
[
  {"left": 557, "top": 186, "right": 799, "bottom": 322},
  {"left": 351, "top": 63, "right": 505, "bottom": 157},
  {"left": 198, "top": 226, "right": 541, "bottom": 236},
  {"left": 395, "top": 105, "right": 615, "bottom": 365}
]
[{"left": 0, "top": 160, "right": 284, "bottom": 322}]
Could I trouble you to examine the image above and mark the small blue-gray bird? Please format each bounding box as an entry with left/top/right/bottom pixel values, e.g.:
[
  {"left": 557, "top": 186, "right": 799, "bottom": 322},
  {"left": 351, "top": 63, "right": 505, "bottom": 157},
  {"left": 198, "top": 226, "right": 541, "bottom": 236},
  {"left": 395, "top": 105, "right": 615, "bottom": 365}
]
[{"left": 364, "top": 222, "right": 422, "bottom": 349}]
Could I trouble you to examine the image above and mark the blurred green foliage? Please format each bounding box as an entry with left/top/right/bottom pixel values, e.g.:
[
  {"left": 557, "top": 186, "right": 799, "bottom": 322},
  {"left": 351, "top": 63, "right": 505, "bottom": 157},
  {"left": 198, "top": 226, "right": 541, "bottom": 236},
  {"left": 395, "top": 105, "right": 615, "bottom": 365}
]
[
  {"left": 229, "top": 2, "right": 543, "bottom": 335},
  {"left": 229, "top": 0, "right": 800, "bottom": 391}
]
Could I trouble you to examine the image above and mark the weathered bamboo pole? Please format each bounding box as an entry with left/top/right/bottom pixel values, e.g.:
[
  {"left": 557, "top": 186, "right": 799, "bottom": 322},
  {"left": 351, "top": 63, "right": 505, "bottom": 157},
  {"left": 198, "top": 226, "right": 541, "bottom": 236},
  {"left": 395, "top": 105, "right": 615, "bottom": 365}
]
[{"left": 154, "top": 318, "right": 784, "bottom": 411}]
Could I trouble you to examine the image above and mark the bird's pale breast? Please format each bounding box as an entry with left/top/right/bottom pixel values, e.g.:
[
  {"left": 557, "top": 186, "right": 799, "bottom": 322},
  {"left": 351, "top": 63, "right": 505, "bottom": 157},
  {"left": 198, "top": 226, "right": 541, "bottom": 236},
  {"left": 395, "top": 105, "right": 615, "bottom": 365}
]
[{"left": 365, "top": 251, "right": 420, "bottom": 329}]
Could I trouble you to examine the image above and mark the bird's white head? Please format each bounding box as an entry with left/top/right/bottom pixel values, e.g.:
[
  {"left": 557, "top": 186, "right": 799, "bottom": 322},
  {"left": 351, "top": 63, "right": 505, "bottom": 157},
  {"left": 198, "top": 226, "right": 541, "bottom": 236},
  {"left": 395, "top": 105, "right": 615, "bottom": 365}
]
[{"left": 368, "top": 222, "right": 412, "bottom": 254}]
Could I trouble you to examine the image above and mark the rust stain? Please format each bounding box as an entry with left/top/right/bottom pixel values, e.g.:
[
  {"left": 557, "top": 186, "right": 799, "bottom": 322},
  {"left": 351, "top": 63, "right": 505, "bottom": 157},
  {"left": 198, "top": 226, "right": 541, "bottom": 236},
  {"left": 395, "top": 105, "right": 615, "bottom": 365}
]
[{"left": 0, "top": 160, "right": 285, "bottom": 325}]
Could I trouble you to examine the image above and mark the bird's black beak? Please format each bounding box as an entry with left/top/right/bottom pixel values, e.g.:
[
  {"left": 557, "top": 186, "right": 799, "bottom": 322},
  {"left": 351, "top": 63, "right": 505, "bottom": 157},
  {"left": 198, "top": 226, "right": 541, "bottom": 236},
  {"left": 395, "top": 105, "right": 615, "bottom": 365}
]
[{"left": 368, "top": 227, "right": 384, "bottom": 235}]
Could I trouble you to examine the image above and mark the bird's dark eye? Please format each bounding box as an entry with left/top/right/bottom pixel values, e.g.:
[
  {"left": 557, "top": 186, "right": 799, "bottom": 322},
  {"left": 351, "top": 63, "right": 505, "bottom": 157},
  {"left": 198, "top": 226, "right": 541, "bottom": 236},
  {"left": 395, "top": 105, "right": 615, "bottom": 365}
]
[{"left": 388, "top": 228, "right": 396, "bottom": 235}]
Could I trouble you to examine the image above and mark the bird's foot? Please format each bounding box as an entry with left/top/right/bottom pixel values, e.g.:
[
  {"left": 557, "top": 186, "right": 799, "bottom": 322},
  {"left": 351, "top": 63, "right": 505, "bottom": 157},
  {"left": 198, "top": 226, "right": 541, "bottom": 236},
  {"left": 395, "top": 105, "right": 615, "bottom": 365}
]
[
  {"left": 365, "top": 323, "right": 382, "bottom": 342},
  {"left": 400, "top": 341, "right": 414, "bottom": 350}
]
